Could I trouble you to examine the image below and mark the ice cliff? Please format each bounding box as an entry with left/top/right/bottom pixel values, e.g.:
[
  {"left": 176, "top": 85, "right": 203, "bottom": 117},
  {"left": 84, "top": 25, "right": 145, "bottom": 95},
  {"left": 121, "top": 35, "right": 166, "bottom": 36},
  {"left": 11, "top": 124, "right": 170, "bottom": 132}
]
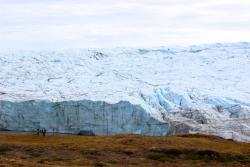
[{"left": 0, "top": 42, "right": 250, "bottom": 142}]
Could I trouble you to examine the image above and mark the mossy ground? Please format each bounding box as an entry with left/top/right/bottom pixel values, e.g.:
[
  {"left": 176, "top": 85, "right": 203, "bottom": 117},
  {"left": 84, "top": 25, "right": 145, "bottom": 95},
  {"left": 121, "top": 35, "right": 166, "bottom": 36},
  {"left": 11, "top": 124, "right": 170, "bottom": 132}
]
[{"left": 0, "top": 133, "right": 250, "bottom": 166}]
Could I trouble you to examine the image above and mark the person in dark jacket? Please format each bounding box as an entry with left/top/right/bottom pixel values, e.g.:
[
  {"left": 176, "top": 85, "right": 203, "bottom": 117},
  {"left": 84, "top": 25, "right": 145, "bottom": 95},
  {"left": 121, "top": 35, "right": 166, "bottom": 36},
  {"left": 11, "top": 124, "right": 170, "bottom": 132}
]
[
  {"left": 36, "top": 128, "right": 40, "bottom": 136},
  {"left": 41, "top": 128, "right": 47, "bottom": 136}
]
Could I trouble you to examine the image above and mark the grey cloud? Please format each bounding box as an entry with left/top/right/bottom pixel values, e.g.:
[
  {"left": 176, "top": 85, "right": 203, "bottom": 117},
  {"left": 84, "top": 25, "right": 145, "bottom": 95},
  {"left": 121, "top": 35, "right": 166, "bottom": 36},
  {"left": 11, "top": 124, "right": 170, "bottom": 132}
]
[{"left": 0, "top": 0, "right": 249, "bottom": 49}]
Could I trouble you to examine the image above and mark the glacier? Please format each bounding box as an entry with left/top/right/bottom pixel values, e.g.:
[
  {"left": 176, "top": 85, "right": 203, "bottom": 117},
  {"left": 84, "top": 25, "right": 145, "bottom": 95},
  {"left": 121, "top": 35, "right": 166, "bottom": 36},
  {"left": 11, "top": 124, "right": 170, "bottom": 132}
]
[{"left": 0, "top": 42, "right": 250, "bottom": 142}]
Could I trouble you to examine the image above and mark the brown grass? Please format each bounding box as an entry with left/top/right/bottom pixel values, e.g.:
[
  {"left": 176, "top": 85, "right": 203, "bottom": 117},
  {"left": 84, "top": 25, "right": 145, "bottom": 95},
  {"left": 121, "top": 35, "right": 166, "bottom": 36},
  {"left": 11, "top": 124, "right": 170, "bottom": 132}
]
[{"left": 0, "top": 133, "right": 250, "bottom": 167}]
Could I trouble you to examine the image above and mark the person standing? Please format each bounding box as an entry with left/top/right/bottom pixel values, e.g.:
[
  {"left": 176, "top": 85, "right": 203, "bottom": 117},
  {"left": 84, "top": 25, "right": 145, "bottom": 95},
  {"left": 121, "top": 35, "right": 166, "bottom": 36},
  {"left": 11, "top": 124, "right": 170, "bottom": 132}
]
[
  {"left": 42, "top": 128, "right": 47, "bottom": 136},
  {"left": 37, "top": 128, "right": 40, "bottom": 136}
]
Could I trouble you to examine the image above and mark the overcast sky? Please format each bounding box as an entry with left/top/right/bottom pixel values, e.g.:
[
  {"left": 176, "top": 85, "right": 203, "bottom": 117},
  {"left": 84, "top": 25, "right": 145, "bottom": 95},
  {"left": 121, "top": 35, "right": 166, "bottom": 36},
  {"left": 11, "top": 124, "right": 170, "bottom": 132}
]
[{"left": 0, "top": 0, "right": 250, "bottom": 49}]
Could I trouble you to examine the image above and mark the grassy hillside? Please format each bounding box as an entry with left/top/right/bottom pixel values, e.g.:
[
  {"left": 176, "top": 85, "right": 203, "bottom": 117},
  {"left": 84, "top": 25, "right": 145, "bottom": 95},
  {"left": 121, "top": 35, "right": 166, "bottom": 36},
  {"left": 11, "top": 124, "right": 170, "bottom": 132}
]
[{"left": 0, "top": 133, "right": 250, "bottom": 166}]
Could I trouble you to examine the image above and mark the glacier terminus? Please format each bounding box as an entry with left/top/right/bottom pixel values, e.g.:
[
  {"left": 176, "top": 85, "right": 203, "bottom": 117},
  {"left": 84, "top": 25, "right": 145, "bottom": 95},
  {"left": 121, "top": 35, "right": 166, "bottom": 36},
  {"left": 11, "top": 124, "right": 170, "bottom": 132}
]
[{"left": 0, "top": 42, "right": 250, "bottom": 142}]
